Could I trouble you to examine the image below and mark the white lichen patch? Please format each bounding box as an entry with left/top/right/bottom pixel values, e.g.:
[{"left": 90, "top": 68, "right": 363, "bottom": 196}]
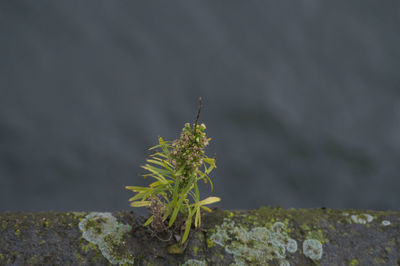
[
  {"left": 79, "top": 212, "right": 134, "bottom": 265},
  {"left": 280, "top": 260, "right": 290, "bottom": 266},
  {"left": 350, "top": 214, "right": 374, "bottom": 224},
  {"left": 210, "top": 218, "right": 297, "bottom": 265},
  {"left": 381, "top": 220, "right": 391, "bottom": 226},
  {"left": 286, "top": 238, "right": 298, "bottom": 253},
  {"left": 182, "top": 259, "right": 207, "bottom": 266},
  {"left": 302, "top": 239, "right": 323, "bottom": 260}
]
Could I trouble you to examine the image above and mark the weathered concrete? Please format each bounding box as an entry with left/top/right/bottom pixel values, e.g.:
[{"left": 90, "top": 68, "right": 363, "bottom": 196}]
[{"left": 0, "top": 207, "right": 399, "bottom": 265}]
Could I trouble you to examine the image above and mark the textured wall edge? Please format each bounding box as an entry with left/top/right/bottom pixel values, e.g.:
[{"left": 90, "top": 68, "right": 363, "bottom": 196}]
[{"left": 0, "top": 207, "right": 399, "bottom": 265}]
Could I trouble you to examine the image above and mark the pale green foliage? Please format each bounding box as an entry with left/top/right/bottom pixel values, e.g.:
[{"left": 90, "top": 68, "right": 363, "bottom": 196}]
[{"left": 126, "top": 122, "right": 220, "bottom": 243}]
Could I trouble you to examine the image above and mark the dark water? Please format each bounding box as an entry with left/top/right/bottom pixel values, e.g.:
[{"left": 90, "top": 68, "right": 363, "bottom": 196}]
[{"left": 1, "top": 1, "right": 400, "bottom": 212}]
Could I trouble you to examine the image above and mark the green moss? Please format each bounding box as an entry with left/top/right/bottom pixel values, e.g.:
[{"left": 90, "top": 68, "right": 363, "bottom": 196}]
[
  {"left": 1, "top": 220, "right": 7, "bottom": 230},
  {"left": 80, "top": 241, "right": 98, "bottom": 253},
  {"left": 15, "top": 229, "right": 21, "bottom": 237},
  {"left": 74, "top": 252, "right": 82, "bottom": 260},
  {"left": 72, "top": 212, "right": 87, "bottom": 222},
  {"left": 79, "top": 212, "right": 134, "bottom": 265},
  {"left": 192, "top": 245, "right": 199, "bottom": 255},
  {"left": 0, "top": 253, "right": 4, "bottom": 260},
  {"left": 349, "top": 259, "right": 359, "bottom": 266},
  {"left": 300, "top": 224, "right": 311, "bottom": 232},
  {"left": 327, "top": 224, "right": 336, "bottom": 231},
  {"left": 206, "top": 238, "right": 215, "bottom": 248},
  {"left": 306, "top": 229, "right": 326, "bottom": 244},
  {"left": 167, "top": 244, "right": 184, "bottom": 254},
  {"left": 27, "top": 255, "right": 39, "bottom": 264},
  {"left": 373, "top": 257, "right": 387, "bottom": 264}
]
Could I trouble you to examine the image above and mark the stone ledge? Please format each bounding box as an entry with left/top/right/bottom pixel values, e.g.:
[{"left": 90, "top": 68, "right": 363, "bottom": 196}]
[{"left": 0, "top": 207, "right": 399, "bottom": 265}]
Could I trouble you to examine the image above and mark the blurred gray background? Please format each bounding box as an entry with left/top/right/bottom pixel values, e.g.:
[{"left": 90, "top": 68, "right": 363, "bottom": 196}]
[{"left": 1, "top": 1, "right": 399, "bottom": 212}]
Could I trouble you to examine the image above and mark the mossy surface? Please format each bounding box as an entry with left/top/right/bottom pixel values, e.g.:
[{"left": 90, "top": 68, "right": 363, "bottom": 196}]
[
  {"left": 78, "top": 212, "right": 134, "bottom": 265},
  {"left": 0, "top": 211, "right": 110, "bottom": 265},
  {"left": 0, "top": 207, "right": 399, "bottom": 265},
  {"left": 201, "top": 207, "right": 400, "bottom": 265},
  {"left": 209, "top": 218, "right": 297, "bottom": 265}
]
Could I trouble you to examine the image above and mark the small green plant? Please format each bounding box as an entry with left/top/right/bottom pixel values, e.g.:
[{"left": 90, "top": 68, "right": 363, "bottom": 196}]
[{"left": 125, "top": 98, "right": 220, "bottom": 244}]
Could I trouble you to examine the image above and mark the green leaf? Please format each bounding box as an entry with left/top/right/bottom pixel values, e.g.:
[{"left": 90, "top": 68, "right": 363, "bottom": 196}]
[
  {"left": 203, "top": 157, "right": 215, "bottom": 165},
  {"left": 162, "top": 204, "right": 172, "bottom": 221},
  {"left": 128, "top": 193, "right": 145, "bottom": 202},
  {"left": 198, "top": 196, "right": 221, "bottom": 206},
  {"left": 158, "top": 137, "right": 171, "bottom": 154},
  {"left": 142, "top": 164, "right": 172, "bottom": 178},
  {"left": 149, "top": 155, "right": 164, "bottom": 161},
  {"left": 149, "top": 180, "right": 173, "bottom": 188},
  {"left": 169, "top": 182, "right": 193, "bottom": 227},
  {"left": 204, "top": 173, "right": 214, "bottom": 191},
  {"left": 175, "top": 165, "right": 185, "bottom": 177},
  {"left": 143, "top": 174, "right": 168, "bottom": 185},
  {"left": 162, "top": 161, "right": 173, "bottom": 171},
  {"left": 170, "top": 177, "right": 181, "bottom": 205},
  {"left": 194, "top": 182, "right": 200, "bottom": 202},
  {"left": 148, "top": 142, "right": 172, "bottom": 151},
  {"left": 188, "top": 191, "right": 197, "bottom": 202},
  {"left": 148, "top": 144, "right": 165, "bottom": 151},
  {"left": 142, "top": 166, "right": 172, "bottom": 183},
  {"left": 194, "top": 206, "right": 201, "bottom": 228},
  {"left": 168, "top": 193, "right": 186, "bottom": 227},
  {"left": 151, "top": 152, "right": 169, "bottom": 159},
  {"left": 130, "top": 201, "right": 150, "bottom": 207},
  {"left": 205, "top": 164, "right": 215, "bottom": 175},
  {"left": 125, "top": 186, "right": 149, "bottom": 192},
  {"left": 148, "top": 157, "right": 173, "bottom": 171},
  {"left": 147, "top": 159, "right": 170, "bottom": 170},
  {"left": 197, "top": 167, "right": 214, "bottom": 191},
  {"left": 144, "top": 215, "right": 154, "bottom": 226},
  {"left": 149, "top": 181, "right": 162, "bottom": 188},
  {"left": 181, "top": 208, "right": 193, "bottom": 244},
  {"left": 201, "top": 206, "right": 212, "bottom": 212},
  {"left": 158, "top": 136, "right": 171, "bottom": 145}
]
